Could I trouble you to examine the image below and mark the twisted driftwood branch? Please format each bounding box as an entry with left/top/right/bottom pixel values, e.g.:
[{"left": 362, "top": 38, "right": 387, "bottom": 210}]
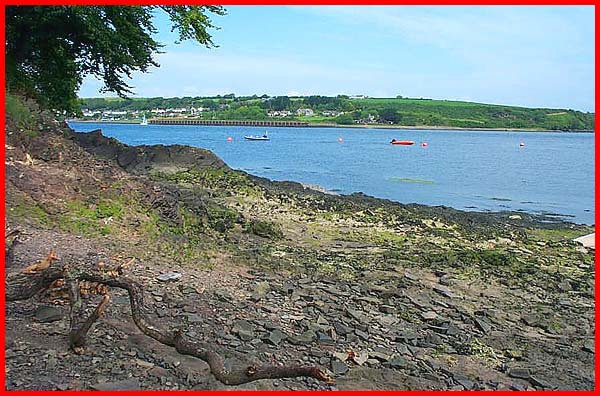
[
  {"left": 5, "top": 229, "right": 21, "bottom": 267},
  {"left": 5, "top": 258, "right": 333, "bottom": 386},
  {"left": 67, "top": 273, "right": 110, "bottom": 353}
]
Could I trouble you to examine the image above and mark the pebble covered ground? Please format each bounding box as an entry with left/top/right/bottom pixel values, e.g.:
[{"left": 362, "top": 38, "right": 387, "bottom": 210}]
[{"left": 5, "top": 247, "right": 595, "bottom": 390}]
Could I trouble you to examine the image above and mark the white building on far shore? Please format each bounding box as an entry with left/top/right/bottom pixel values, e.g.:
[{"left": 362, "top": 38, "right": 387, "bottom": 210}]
[{"left": 296, "top": 108, "right": 314, "bottom": 116}]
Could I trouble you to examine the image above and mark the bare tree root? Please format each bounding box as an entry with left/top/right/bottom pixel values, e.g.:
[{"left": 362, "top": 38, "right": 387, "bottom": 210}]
[
  {"left": 173, "top": 332, "right": 332, "bottom": 385},
  {"left": 6, "top": 259, "right": 333, "bottom": 386},
  {"left": 67, "top": 274, "right": 110, "bottom": 354},
  {"left": 6, "top": 265, "right": 65, "bottom": 301}
]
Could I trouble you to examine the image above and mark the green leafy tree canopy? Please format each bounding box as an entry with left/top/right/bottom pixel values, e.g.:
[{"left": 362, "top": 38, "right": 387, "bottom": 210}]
[{"left": 5, "top": 5, "right": 226, "bottom": 113}]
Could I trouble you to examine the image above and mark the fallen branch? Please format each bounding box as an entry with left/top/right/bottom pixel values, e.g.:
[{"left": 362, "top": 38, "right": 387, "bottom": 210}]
[
  {"left": 67, "top": 273, "right": 110, "bottom": 354},
  {"left": 22, "top": 249, "right": 59, "bottom": 274},
  {"left": 5, "top": 229, "right": 21, "bottom": 240},
  {"left": 5, "top": 229, "right": 21, "bottom": 268},
  {"left": 173, "top": 331, "right": 332, "bottom": 385},
  {"left": 5, "top": 255, "right": 333, "bottom": 387}
]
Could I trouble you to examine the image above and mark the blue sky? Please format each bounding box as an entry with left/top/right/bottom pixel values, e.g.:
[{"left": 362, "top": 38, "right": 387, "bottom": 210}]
[{"left": 78, "top": 6, "right": 595, "bottom": 112}]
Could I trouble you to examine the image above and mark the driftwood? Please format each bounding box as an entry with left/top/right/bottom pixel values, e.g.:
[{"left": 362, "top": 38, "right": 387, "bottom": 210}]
[
  {"left": 5, "top": 253, "right": 333, "bottom": 387},
  {"left": 4, "top": 229, "right": 21, "bottom": 268}
]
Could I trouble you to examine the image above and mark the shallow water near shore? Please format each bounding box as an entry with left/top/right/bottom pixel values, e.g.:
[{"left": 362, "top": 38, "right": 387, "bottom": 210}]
[{"left": 69, "top": 122, "right": 595, "bottom": 225}]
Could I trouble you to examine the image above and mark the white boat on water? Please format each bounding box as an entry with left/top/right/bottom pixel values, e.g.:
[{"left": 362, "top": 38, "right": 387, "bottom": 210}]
[
  {"left": 244, "top": 131, "right": 269, "bottom": 141},
  {"left": 140, "top": 115, "right": 148, "bottom": 125}
]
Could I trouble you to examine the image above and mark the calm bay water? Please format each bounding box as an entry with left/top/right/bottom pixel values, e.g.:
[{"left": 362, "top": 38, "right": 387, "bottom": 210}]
[{"left": 69, "top": 122, "right": 595, "bottom": 225}]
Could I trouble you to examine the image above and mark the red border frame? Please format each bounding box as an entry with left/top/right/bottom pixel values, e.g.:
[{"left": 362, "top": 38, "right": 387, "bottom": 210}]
[
  {"left": 1, "top": 1, "right": 598, "bottom": 5},
  {"left": 1, "top": 4, "right": 7, "bottom": 395},
  {"left": 1, "top": 2, "right": 597, "bottom": 395}
]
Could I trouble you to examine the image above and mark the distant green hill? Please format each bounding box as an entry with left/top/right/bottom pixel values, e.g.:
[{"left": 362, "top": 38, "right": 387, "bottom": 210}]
[{"left": 78, "top": 95, "right": 595, "bottom": 131}]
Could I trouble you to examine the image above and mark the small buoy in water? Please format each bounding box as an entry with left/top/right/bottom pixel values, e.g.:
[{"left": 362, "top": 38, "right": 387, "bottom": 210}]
[
  {"left": 421, "top": 142, "right": 428, "bottom": 147},
  {"left": 519, "top": 142, "right": 525, "bottom": 147},
  {"left": 227, "top": 136, "right": 233, "bottom": 142},
  {"left": 338, "top": 137, "right": 343, "bottom": 143}
]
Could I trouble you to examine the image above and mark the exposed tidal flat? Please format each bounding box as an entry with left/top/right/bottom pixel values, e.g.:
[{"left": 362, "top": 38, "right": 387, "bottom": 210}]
[{"left": 69, "top": 122, "right": 595, "bottom": 225}]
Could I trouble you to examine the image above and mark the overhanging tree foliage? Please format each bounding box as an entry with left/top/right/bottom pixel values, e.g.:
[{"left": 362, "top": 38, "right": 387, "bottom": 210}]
[{"left": 5, "top": 5, "right": 226, "bottom": 113}]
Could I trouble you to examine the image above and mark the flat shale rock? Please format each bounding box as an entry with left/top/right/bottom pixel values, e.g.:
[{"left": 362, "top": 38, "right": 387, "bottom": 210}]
[
  {"left": 582, "top": 339, "right": 595, "bottom": 353},
  {"left": 432, "top": 284, "right": 455, "bottom": 298},
  {"left": 333, "top": 321, "right": 354, "bottom": 336},
  {"left": 232, "top": 320, "right": 255, "bottom": 341},
  {"left": 331, "top": 359, "right": 349, "bottom": 375},
  {"left": 35, "top": 306, "right": 62, "bottom": 323},
  {"left": 90, "top": 378, "right": 141, "bottom": 391},
  {"left": 452, "top": 373, "right": 475, "bottom": 390},
  {"left": 156, "top": 272, "right": 182, "bottom": 282},
  {"left": 288, "top": 330, "right": 316, "bottom": 346},
  {"left": 263, "top": 329, "right": 287, "bottom": 346},
  {"left": 508, "top": 368, "right": 531, "bottom": 380},
  {"left": 336, "top": 367, "right": 444, "bottom": 390}
]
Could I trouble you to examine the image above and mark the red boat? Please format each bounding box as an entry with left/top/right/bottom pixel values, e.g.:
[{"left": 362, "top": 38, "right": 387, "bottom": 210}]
[{"left": 390, "top": 139, "right": 415, "bottom": 145}]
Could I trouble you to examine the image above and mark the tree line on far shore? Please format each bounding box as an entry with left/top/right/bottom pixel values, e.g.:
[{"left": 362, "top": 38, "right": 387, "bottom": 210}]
[
  {"left": 5, "top": 6, "right": 594, "bottom": 131},
  {"left": 79, "top": 95, "right": 595, "bottom": 131}
]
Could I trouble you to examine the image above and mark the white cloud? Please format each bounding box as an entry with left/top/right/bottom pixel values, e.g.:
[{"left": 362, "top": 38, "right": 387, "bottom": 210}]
[
  {"left": 292, "top": 6, "right": 592, "bottom": 55},
  {"left": 99, "top": 51, "right": 390, "bottom": 98}
]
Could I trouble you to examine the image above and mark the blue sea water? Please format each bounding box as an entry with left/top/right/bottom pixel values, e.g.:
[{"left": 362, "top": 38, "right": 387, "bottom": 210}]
[{"left": 68, "top": 122, "right": 595, "bottom": 225}]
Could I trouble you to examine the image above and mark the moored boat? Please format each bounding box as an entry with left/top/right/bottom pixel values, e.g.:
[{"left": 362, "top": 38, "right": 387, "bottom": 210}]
[
  {"left": 244, "top": 135, "right": 270, "bottom": 141},
  {"left": 245, "top": 131, "right": 269, "bottom": 141},
  {"left": 390, "top": 139, "right": 414, "bottom": 145}
]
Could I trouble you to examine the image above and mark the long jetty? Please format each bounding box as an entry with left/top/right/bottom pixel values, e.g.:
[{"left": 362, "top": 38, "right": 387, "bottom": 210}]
[{"left": 150, "top": 118, "right": 309, "bottom": 127}]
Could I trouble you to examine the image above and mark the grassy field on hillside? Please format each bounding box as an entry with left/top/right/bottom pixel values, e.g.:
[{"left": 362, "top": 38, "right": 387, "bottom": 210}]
[{"left": 79, "top": 95, "right": 595, "bottom": 131}]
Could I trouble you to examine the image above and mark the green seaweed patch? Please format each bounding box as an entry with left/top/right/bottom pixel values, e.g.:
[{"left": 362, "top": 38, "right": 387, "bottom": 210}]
[
  {"left": 207, "top": 205, "right": 242, "bottom": 232},
  {"left": 170, "top": 207, "right": 204, "bottom": 236},
  {"left": 245, "top": 219, "right": 284, "bottom": 240},
  {"left": 387, "top": 177, "right": 434, "bottom": 184},
  {"left": 528, "top": 227, "right": 592, "bottom": 242},
  {"left": 58, "top": 199, "right": 124, "bottom": 236},
  {"left": 7, "top": 201, "right": 50, "bottom": 226},
  {"left": 466, "top": 338, "right": 504, "bottom": 367},
  {"left": 371, "top": 230, "right": 406, "bottom": 246},
  {"left": 146, "top": 206, "right": 219, "bottom": 267},
  {"left": 425, "top": 248, "right": 520, "bottom": 278},
  {"left": 5, "top": 92, "right": 38, "bottom": 138},
  {"left": 155, "top": 168, "right": 263, "bottom": 197},
  {"left": 140, "top": 210, "right": 162, "bottom": 240}
]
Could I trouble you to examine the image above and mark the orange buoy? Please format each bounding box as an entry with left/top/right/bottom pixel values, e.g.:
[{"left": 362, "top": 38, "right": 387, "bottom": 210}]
[
  {"left": 421, "top": 142, "right": 428, "bottom": 147},
  {"left": 227, "top": 136, "right": 233, "bottom": 142}
]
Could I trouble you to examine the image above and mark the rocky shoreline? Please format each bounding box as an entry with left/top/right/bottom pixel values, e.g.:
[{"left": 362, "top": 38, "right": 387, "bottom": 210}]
[{"left": 5, "top": 99, "right": 595, "bottom": 390}]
